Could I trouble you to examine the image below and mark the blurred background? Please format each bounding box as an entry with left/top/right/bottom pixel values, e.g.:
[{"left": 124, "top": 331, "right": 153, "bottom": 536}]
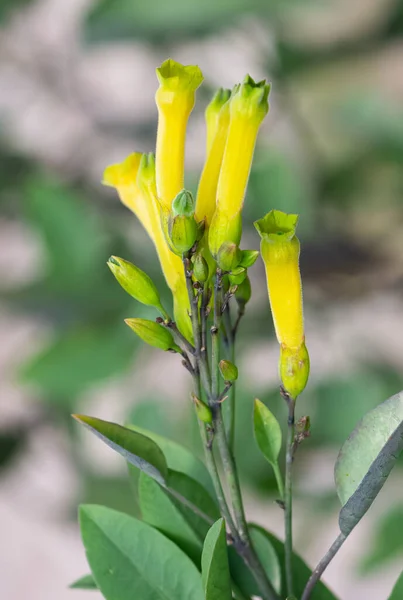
[{"left": 1, "top": 0, "right": 403, "bottom": 598}]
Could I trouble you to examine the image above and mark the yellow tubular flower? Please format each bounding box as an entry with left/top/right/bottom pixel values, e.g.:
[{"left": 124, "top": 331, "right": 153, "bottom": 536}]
[
  {"left": 209, "top": 76, "right": 270, "bottom": 256},
  {"left": 255, "top": 209, "right": 309, "bottom": 398},
  {"left": 155, "top": 59, "right": 204, "bottom": 212},
  {"left": 195, "top": 90, "right": 231, "bottom": 227},
  {"left": 204, "top": 87, "right": 231, "bottom": 158}
]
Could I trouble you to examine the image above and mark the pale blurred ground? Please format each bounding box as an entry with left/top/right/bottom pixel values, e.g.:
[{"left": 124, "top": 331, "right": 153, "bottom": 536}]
[{"left": 1, "top": 0, "right": 403, "bottom": 598}]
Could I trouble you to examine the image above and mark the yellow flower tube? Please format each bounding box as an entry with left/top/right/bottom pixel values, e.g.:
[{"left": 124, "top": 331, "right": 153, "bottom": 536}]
[
  {"left": 195, "top": 89, "right": 231, "bottom": 227},
  {"left": 209, "top": 76, "right": 270, "bottom": 256},
  {"left": 155, "top": 59, "right": 203, "bottom": 212},
  {"left": 254, "top": 209, "right": 309, "bottom": 398}
]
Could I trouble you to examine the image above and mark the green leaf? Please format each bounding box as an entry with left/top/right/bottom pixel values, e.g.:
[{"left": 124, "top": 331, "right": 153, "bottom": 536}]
[
  {"left": 128, "top": 424, "right": 214, "bottom": 496},
  {"left": 138, "top": 470, "right": 219, "bottom": 562},
  {"left": 74, "top": 416, "right": 168, "bottom": 485},
  {"left": 335, "top": 391, "right": 403, "bottom": 535},
  {"left": 229, "top": 525, "right": 281, "bottom": 596},
  {"left": 389, "top": 571, "right": 403, "bottom": 599},
  {"left": 252, "top": 526, "right": 338, "bottom": 600},
  {"left": 79, "top": 505, "right": 204, "bottom": 600},
  {"left": 201, "top": 519, "right": 232, "bottom": 600},
  {"left": 69, "top": 574, "right": 97, "bottom": 589},
  {"left": 253, "top": 399, "right": 282, "bottom": 466}
]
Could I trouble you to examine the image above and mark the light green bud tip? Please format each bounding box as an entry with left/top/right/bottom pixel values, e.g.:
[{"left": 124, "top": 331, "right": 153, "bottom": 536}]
[
  {"left": 235, "top": 276, "right": 251, "bottom": 307},
  {"left": 172, "top": 189, "right": 195, "bottom": 217},
  {"left": 219, "top": 359, "right": 238, "bottom": 382},
  {"left": 279, "top": 342, "right": 310, "bottom": 399},
  {"left": 107, "top": 256, "right": 165, "bottom": 313},
  {"left": 217, "top": 241, "right": 241, "bottom": 272},
  {"left": 137, "top": 152, "right": 156, "bottom": 188},
  {"left": 254, "top": 210, "right": 299, "bottom": 243},
  {"left": 125, "top": 318, "right": 180, "bottom": 353},
  {"left": 192, "top": 253, "right": 209, "bottom": 283},
  {"left": 240, "top": 249, "right": 259, "bottom": 268},
  {"left": 156, "top": 59, "right": 204, "bottom": 91},
  {"left": 207, "top": 88, "right": 231, "bottom": 114},
  {"left": 231, "top": 75, "right": 271, "bottom": 120},
  {"left": 192, "top": 394, "right": 213, "bottom": 424}
]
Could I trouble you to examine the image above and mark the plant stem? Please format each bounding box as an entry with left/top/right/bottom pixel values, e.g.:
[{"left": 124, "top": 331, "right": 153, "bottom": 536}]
[
  {"left": 284, "top": 396, "right": 296, "bottom": 597},
  {"left": 301, "top": 532, "right": 347, "bottom": 600},
  {"left": 222, "top": 305, "right": 236, "bottom": 450}
]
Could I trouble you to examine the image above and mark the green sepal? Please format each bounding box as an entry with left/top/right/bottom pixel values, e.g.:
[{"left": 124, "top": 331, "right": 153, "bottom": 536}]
[
  {"left": 254, "top": 209, "right": 299, "bottom": 243},
  {"left": 125, "top": 318, "right": 180, "bottom": 352}
]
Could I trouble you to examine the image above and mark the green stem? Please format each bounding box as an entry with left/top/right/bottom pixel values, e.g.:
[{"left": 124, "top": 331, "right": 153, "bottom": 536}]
[
  {"left": 222, "top": 305, "right": 236, "bottom": 451},
  {"left": 272, "top": 462, "right": 285, "bottom": 502},
  {"left": 301, "top": 532, "right": 347, "bottom": 600},
  {"left": 285, "top": 397, "right": 296, "bottom": 597}
]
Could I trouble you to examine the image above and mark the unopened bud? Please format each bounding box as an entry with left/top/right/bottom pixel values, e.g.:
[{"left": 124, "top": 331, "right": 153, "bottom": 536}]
[
  {"left": 125, "top": 318, "right": 180, "bottom": 353},
  {"left": 192, "top": 394, "right": 213, "bottom": 424},
  {"left": 192, "top": 253, "right": 209, "bottom": 283},
  {"left": 172, "top": 189, "right": 195, "bottom": 217},
  {"left": 107, "top": 256, "right": 165, "bottom": 314},
  {"left": 235, "top": 276, "right": 252, "bottom": 308},
  {"left": 279, "top": 342, "right": 310, "bottom": 399},
  {"left": 240, "top": 249, "right": 259, "bottom": 268},
  {"left": 168, "top": 214, "right": 198, "bottom": 255},
  {"left": 219, "top": 359, "right": 238, "bottom": 382},
  {"left": 217, "top": 242, "right": 241, "bottom": 272},
  {"left": 228, "top": 266, "right": 247, "bottom": 285}
]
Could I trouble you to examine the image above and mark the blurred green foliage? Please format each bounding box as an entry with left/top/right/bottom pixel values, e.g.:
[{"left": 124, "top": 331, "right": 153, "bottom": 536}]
[{"left": 1, "top": 0, "right": 403, "bottom": 589}]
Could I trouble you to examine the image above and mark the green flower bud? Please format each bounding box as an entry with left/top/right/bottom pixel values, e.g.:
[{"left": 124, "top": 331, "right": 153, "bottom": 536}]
[
  {"left": 172, "top": 189, "right": 195, "bottom": 217},
  {"left": 228, "top": 266, "right": 246, "bottom": 285},
  {"left": 192, "top": 253, "right": 209, "bottom": 284},
  {"left": 235, "top": 276, "right": 252, "bottom": 308},
  {"left": 217, "top": 242, "right": 241, "bottom": 272},
  {"left": 125, "top": 318, "right": 180, "bottom": 352},
  {"left": 279, "top": 342, "right": 310, "bottom": 399},
  {"left": 107, "top": 256, "right": 166, "bottom": 314},
  {"left": 168, "top": 214, "right": 198, "bottom": 255},
  {"left": 219, "top": 359, "right": 238, "bottom": 382},
  {"left": 192, "top": 394, "right": 213, "bottom": 424},
  {"left": 240, "top": 249, "right": 259, "bottom": 268}
]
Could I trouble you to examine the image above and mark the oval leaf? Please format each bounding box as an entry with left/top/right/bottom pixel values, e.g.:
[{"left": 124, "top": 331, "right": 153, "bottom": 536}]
[
  {"left": 79, "top": 504, "right": 204, "bottom": 600},
  {"left": 253, "top": 399, "right": 282, "bottom": 466},
  {"left": 335, "top": 391, "right": 403, "bottom": 535},
  {"left": 73, "top": 415, "right": 168, "bottom": 484},
  {"left": 202, "top": 518, "right": 232, "bottom": 600},
  {"left": 139, "top": 470, "right": 219, "bottom": 563},
  {"left": 128, "top": 424, "right": 214, "bottom": 495},
  {"left": 389, "top": 571, "right": 403, "bottom": 599}
]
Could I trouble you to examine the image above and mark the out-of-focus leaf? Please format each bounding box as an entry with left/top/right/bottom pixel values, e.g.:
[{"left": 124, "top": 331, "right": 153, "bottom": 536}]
[
  {"left": 0, "top": 0, "right": 32, "bottom": 22},
  {"left": 389, "top": 571, "right": 403, "bottom": 599},
  {"left": 84, "top": 0, "right": 259, "bottom": 43},
  {"left": 128, "top": 424, "right": 214, "bottom": 496},
  {"left": 20, "top": 323, "right": 136, "bottom": 400},
  {"left": 335, "top": 391, "right": 403, "bottom": 535},
  {"left": 250, "top": 526, "right": 338, "bottom": 600},
  {"left": 0, "top": 430, "right": 25, "bottom": 470},
  {"left": 79, "top": 505, "right": 204, "bottom": 600},
  {"left": 138, "top": 469, "right": 219, "bottom": 562},
  {"left": 82, "top": 474, "right": 139, "bottom": 517},
  {"left": 74, "top": 416, "right": 168, "bottom": 485},
  {"left": 24, "top": 176, "right": 105, "bottom": 290},
  {"left": 359, "top": 504, "right": 403, "bottom": 573},
  {"left": 201, "top": 519, "right": 232, "bottom": 600},
  {"left": 69, "top": 574, "right": 97, "bottom": 589},
  {"left": 229, "top": 525, "right": 281, "bottom": 597}
]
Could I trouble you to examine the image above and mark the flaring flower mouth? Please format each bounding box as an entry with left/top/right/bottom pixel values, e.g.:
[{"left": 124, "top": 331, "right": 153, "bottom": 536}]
[
  {"left": 156, "top": 58, "right": 204, "bottom": 92},
  {"left": 254, "top": 210, "right": 299, "bottom": 242}
]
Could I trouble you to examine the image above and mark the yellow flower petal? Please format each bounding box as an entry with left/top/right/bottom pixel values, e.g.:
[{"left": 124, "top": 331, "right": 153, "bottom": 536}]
[{"left": 155, "top": 59, "right": 204, "bottom": 212}]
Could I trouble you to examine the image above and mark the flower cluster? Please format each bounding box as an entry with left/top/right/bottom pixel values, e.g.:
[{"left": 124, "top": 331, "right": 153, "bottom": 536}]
[{"left": 104, "top": 58, "right": 309, "bottom": 399}]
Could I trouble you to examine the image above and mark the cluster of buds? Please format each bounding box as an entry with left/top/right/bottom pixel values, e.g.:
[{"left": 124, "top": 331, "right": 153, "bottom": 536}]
[{"left": 103, "top": 58, "right": 310, "bottom": 402}]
